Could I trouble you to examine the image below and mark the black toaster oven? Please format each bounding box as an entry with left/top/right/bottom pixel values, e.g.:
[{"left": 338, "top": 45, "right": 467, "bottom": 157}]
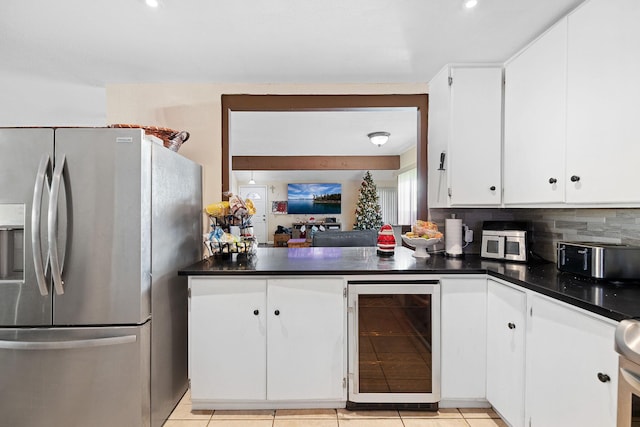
[{"left": 557, "top": 241, "right": 640, "bottom": 280}]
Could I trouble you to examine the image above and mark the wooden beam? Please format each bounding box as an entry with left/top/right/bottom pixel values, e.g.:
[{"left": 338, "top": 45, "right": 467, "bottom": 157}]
[
  {"left": 232, "top": 155, "right": 400, "bottom": 171},
  {"left": 222, "top": 94, "right": 428, "bottom": 220}
]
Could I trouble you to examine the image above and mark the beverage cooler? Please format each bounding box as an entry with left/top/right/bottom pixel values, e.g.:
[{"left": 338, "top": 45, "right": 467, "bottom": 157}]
[{"left": 347, "top": 280, "right": 440, "bottom": 410}]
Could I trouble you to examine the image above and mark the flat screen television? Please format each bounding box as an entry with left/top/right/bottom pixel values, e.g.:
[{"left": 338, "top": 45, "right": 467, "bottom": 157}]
[{"left": 287, "top": 183, "right": 342, "bottom": 215}]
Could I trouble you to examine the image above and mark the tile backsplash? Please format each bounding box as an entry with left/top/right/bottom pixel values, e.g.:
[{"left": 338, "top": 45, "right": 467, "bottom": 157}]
[{"left": 429, "top": 208, "right": 640, "bottom": 262}]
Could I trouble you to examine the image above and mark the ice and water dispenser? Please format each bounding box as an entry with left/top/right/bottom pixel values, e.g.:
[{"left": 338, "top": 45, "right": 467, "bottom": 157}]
[{"left": 0, "top": 204, "right": 24, "bottom": 282}]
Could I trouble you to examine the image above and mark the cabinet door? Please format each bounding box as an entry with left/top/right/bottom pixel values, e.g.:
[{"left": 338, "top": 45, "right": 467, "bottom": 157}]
[
  {"left": 526, "top": 295, "right": 618, "bottom": 427},
  {"left": 449, "top": 67, "right": 503, "bottom": 206},
  {"left": 503, "top": 19, "right": 567, "bottom": 205},
  {"left": 266, "top": 278, "right": 346, "bottom": 402},
  {"left": 189, "top": 279, "right": 267, "bottom": 402},
  {"left": 486, "top": 279, "right": 526, "bottom": 427},
  {"left": 427, "top": 66, "right": 451, "bottom": 208},
  {"left": 566, "top": 0, "right": 640, "bottom": 203},
  {"left": 440, "top": 277, "right": 487, "bottom": 404}
]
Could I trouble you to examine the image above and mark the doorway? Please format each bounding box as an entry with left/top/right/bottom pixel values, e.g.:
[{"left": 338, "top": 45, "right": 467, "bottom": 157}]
[{"left": 238, "top": 185, "right": 267, "bottom": 244}]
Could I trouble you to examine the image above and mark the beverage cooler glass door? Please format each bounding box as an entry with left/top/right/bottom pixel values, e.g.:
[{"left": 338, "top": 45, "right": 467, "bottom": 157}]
[{"left": 347, "top": 280, "right": 440, "bottom": 404}]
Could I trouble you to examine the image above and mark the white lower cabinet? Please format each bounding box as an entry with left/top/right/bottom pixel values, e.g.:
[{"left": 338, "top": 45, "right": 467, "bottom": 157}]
[
  {"left": 486, "top": 279, "right": 618, "bottom": 427},
  {"left": 188, "top": 277, "right": 346, "bottom": 409},
  {"left": 440, "top": 276, "right": 488, "bottom": 407},
  {"left": 525, "top": 294, "right": 618, "bottom": 427},
  {"left": 187, "top": 273, "right": 619, "bottom": 422},
  {"left": 486, "top": 279, "right": 526, "bottom": 427}
]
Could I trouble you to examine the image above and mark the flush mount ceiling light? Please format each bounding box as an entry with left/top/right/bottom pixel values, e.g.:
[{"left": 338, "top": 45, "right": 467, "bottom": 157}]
[
  {"left": 368, "top": 131, "right": 390, "bottom": 147},
  {"left": 464, "top": 0, "right": 478, "bottom": 8},
  {"left": 145, "top": 0, "right": 159, "bottom": 8}
]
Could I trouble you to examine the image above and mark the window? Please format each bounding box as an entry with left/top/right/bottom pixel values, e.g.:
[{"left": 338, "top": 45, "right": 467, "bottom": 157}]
[
  {"left": 397, "top": 168, "right": 417, "bottom": 225},
  {"left": 377, "top": 187, "right": 398, "bottom": 225}
]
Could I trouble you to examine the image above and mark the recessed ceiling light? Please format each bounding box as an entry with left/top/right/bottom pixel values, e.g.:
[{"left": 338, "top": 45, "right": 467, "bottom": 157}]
[
  {"left": 464, "top": 0, "right": 478, "bottom": 8},
  {"left": 146, "top": 0, "right": 159, "bottom": 8}
]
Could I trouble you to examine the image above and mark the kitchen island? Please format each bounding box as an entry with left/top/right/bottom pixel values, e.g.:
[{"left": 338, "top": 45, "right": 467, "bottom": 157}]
[{"left": 180, "top": 246, "right": 640, "bottom": 427}]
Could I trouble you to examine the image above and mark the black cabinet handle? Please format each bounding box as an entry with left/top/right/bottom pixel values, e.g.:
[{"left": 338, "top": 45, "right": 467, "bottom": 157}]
[
  {"left": 274, "top": 310, "right": 280, "bottom": 316},
  {"left": 571, "top": 175, "right": 581, "bottom": 182},
  {"left": 549, "top": 177, "right": 557, "bottom": 184},
  {"left": 490, "top": 186, "right": 496, "bottom": 191},
  {"left": 253, "top": 310, "right": 259, "bottom": 316},
  {"left": 508, "top": 322, "right": 516, "bottom": 330},
  {"left": 597, "top": 372, "right": 610, "bottom": 383}
]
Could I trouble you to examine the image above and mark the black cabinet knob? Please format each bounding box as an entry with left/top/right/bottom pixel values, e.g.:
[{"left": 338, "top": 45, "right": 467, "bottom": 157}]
[
  {"left": 490, "top": 186, "right": 496, "bottom": 191},
  {"left": 571, "top": 175, "right": 581, "bottom": 182},
  {"left": 508, "top": 322, "right": 516, "bottom": 330},
  {"left": 549, "top": 177, "right": 557, "bottom": 184},
  {"left": 597, "top": 372, "right": 610, "bottom": 383},
  {"left": 253, "top": 309, "right": 259, "bottom": 316},
  {"left": 274, "top": 310, "right": 280, "bottom": 316}
]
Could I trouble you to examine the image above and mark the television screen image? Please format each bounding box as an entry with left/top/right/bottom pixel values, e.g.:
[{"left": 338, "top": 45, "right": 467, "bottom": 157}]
[{"left": 287, "top": 183, "right": 342, "bottom": 215}]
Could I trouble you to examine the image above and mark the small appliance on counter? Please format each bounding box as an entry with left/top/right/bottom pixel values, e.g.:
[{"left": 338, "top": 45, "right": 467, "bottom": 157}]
[
  {"left": 481, "top": 221, "right": 531, "bottom": 262},
  {"left": 557, "top": 241, "right": 640, "bottom": 280}
]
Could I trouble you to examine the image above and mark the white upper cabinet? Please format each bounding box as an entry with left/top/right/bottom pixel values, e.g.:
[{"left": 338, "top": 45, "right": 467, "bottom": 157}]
[
  {"left": 503, "top": 18, "right": 567, "bottom": 205},
  {"left": 565, "top": 0, "right": 640, "bottom": 204},
  {"left": 427, "top": 67, "right": 451, "bottom": 208},
  {"left": 428, "top": 65, "right": 503, "bottom": 207},
  {"left": 502, "top": 0, "right": 640, "bottom": 206}
]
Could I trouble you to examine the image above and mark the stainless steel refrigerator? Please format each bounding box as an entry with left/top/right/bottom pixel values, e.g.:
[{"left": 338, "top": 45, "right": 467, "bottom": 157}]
[{"left": 0, "top": 127, "right": 202, "bottom": 427}]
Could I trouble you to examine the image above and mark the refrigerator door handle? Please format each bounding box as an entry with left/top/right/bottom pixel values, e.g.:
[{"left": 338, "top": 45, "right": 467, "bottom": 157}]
[
  {"left": 48, "top": 154, "right": 66, "bottom": 295},
  {"left": 31, "top": 154, "right": 51, "bottom": 296},
  {"left": 0, "top": 334, "right": 137, "bottom": 350}
]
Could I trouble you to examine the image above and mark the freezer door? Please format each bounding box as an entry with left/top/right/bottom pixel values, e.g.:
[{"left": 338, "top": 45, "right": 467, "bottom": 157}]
[
  {"left": 0, "top": 128, "right": 53, "bottom": 326},
  {"left": 0, "top": 323, "right": 150, "bottom": 427},
  {"left": 51, "top": 128, "right": 151, "bottom": 325}
]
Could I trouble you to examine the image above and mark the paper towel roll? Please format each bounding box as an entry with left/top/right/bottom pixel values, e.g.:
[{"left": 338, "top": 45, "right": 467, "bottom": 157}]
[{"left": 445, "top": 218, "right": 463, "bottom": 256}]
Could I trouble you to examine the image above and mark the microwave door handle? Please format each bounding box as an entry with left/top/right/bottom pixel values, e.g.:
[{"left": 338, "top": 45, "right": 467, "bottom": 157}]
[
  {"left": 498, "top": 236, "right": 506, "bottom": 258},
  {"left": 48, "top": 154, "right": 66, "bottom": 295},
  {"left": 31, "top": 154, "right": 51, "bottom": 296}
]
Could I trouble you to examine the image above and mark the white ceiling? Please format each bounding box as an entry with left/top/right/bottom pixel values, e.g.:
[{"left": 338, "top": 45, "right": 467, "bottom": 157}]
[
  {"left": 1, "top": 0, "right": 585, "bottom": 183},
  {"left": 1, "top": 0, "right": 584, "bottom": 85}
]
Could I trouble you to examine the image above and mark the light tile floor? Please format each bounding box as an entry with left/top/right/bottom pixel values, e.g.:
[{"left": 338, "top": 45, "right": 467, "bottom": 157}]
[{"left": 164, "top": 390, "right": 508, "bottom": 427}]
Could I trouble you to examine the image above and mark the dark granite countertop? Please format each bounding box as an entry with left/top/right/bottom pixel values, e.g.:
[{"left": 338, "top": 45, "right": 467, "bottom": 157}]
[{"left": 179, "top": 246, "right": 640, "bottom": 322}]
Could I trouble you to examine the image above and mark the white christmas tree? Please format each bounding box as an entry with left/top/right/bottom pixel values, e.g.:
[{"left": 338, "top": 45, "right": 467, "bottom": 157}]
[{"left": 353, "top": 171, "right": 383, "bottom": 230}]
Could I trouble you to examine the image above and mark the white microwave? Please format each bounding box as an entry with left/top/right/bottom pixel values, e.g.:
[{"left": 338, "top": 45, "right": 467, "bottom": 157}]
[{"left": 481, "top": 221, "right": 529, "bottom": 262}]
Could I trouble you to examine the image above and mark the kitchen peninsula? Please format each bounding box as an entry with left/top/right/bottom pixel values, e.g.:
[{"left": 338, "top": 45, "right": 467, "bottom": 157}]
[
  {"left": 180, "top": 246, "right": 640, "bottom": 427},
  {"left": 180, "top": 247, "right": 640, "bottom": 321}
]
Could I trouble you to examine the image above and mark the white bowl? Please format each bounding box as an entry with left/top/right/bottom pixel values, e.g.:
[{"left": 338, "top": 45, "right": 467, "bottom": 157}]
[{"left": 401, "top": 235, "right": 442, "bottom": 258}]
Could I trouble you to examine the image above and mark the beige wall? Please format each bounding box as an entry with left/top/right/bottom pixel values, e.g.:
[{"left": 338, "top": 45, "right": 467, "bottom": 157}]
[{"left": 106, "top": 82, "right": 428, "bottom": 235}]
